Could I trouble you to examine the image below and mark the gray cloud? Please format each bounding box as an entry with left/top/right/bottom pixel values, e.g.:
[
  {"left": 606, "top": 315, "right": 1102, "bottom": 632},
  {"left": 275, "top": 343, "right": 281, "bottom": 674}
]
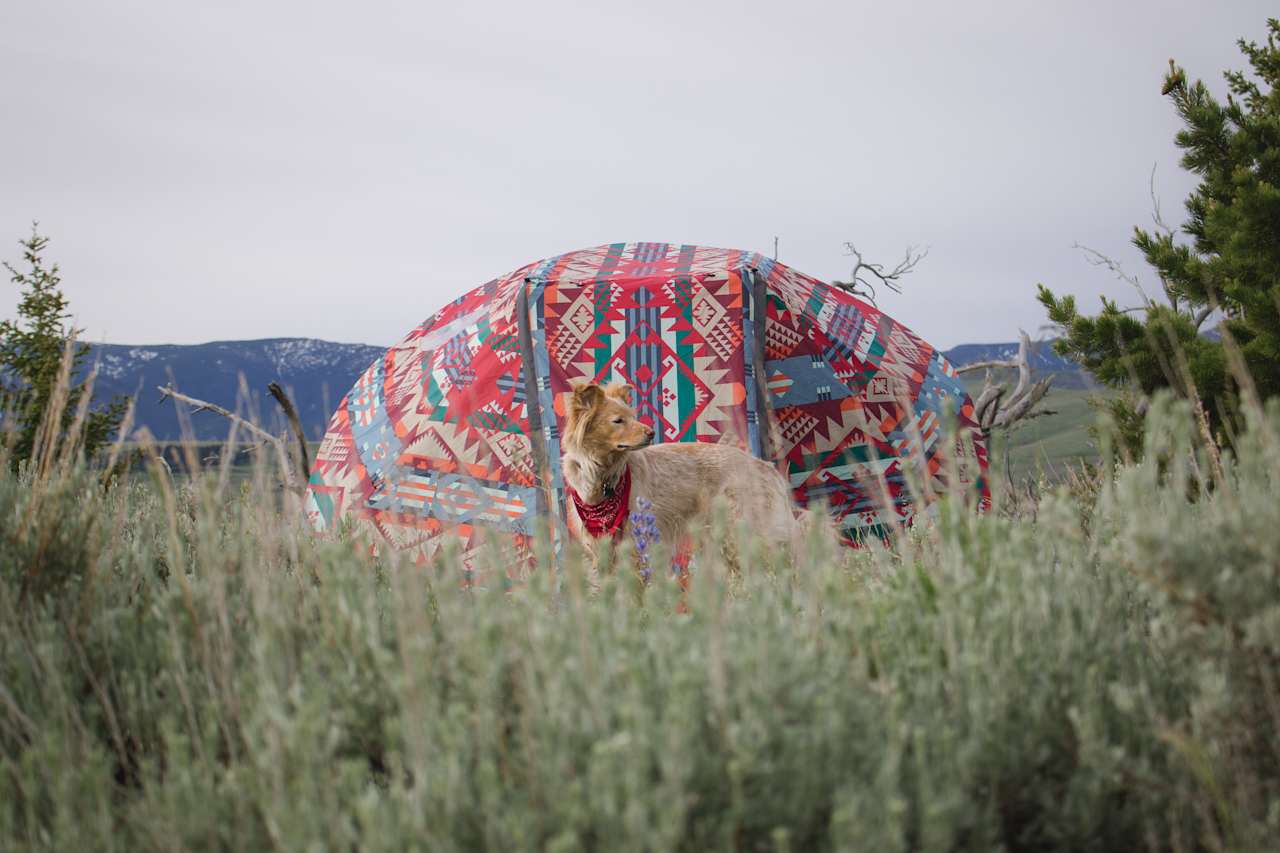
[{"left": 2, "top": 0, "right": 1273, "bottom": 349}]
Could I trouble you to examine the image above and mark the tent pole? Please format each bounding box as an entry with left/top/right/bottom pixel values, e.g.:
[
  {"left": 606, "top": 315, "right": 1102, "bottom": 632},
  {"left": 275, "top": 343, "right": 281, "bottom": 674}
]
[
  {"left": 748, "top": 267, "right": 775, "bottom": 462},
  {"left": 517, "top": 279, "right": 552, "bottom": 524}
]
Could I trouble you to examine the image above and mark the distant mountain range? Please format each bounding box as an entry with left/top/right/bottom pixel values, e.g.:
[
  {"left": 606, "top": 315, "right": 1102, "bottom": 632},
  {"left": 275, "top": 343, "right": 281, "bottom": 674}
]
[
  {"left": 943, "top": 340, "right": 1097, "bottom": 390},
  {"left": 85, "top": 339, "right": 384, "bottom": 441},
  {"left": 942, "top": 341, "right": 1081, "bottom": 374},
  {"left": 82, "top": 337, "right": 1091, "bottom": 440}
]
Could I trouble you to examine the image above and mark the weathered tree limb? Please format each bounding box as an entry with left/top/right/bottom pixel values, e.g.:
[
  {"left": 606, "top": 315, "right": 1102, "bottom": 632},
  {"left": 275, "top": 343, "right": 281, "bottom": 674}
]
[
  {"left": 1073, "top": 242, "right": 1152, "bottom": 308},
  {"left": 973, "top": 382, "right": 1006, "bottom": 430},
  {"left": 831, "top": 242, "right": 929, "bottom": 304},
  {"left": 957, "top": 360, "right": 1019, "bottom": 374},
  {"left": 1148, "top": 162, "right": 1183, "bottom": 311},
  {"left": 1073, "top": 169, "right": 1209, "bottom": 322},
  {"left": 960, "top": 331, "right": 1055, "bottom": 433},
  {"left": 1009, "top": 333, "right": 1032, "bottom": 403},
  {"left": 1009, "top": 406, "right": 1058, "bottom": 423},
  {"left": 156, "top": 385, "right": 278, "bottom": 445},
  {"left": 155, "top": 384, "right": 298, "bottom": 490},
  {"left": 993, "top": 376, "right": 1053, "bottom": 429},
  {"left": 267, "top": 382, "right": 310, "bottom": 482}
]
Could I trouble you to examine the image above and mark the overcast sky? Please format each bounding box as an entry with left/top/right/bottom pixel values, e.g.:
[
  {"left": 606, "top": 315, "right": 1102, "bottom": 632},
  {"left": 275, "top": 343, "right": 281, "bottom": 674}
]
[{"left": 1, "top": 1, "right": 1273, "bottom": 350}]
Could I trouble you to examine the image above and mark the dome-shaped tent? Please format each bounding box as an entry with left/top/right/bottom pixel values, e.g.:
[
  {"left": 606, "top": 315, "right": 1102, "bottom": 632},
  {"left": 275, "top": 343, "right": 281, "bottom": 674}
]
[{"left": 306, "top": 243, "right": 988, "bottom": 572}]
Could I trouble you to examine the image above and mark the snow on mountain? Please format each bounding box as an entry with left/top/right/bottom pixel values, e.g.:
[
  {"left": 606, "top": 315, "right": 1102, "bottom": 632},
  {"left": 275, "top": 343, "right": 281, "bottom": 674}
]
[
  {"left": 940, "top": 340, "right": 1093, "bottom": 389},
  {"left": 84, "top": 338, "right": 385, "bottom": 441},
  {"left": 940, "top": 341, "right": 1081, "bottom": 373}
]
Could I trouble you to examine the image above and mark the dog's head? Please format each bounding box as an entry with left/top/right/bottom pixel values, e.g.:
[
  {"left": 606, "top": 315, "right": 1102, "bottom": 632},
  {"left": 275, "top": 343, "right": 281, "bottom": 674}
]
[{"left": 563, "top": 381, "right": 654, "bottom": 459}]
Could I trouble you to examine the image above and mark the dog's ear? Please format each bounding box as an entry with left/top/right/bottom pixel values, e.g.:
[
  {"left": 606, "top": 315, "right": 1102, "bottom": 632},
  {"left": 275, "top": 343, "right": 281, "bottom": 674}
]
[
  {"left": 603, "top": 382, "right": 634, "bottom": 404},
  {"left": 569, "top": 383, "right": 604, "bottom": 417}
]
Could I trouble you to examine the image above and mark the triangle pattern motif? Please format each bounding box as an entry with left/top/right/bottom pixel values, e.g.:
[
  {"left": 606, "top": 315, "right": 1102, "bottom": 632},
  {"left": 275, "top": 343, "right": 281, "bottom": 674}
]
[{"left": 307, "top": 243, "right": 989, "bottom": 578}]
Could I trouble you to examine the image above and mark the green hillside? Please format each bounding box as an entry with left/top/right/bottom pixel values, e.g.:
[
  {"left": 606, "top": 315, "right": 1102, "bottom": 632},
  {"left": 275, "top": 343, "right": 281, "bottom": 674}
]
[{"left": 964, "top": 379, "right": 1108, "bottom": 480}]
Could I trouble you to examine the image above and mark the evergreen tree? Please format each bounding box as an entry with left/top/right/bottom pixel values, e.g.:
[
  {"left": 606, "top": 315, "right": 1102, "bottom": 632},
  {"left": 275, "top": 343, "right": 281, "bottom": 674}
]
[
  {"left": 1039, "top": 19, "right": 1280, "bottom": 440},
  {"left": 0, "top": 226, "right": 128, "bottom": 468}
]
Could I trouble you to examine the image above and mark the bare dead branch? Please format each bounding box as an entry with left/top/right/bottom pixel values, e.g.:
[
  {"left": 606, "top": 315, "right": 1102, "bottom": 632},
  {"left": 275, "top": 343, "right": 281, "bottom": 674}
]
[
  {"left": 156, "top": 385, "right": 279, "bottom": 445},
  {"left": 1149, "top": 163, "right": 1176, "bottom": 239},
  {"left": 974, "top": 383, "right": 1006, "bottom": 430},
  {"left": 155, "top": 384, "right": 299, "bottom": 490},
  {"left": 961, "top": 331, "right": 1055, "bottom": 433},
  {"left": 1074, "top": 243, "right": 1152, "bottom": 308},
  {"left": 832, "top": 242, "right": 929, "bottom": 304},
  {"left": 994, "top": 377, "right": 1054, "bottom": 429},
  {"left": 1147, "top": 163, "right": 1182, "bottom": 308},
  {"left": 1010, "top": 333, "right": 1032, "bottom": 403},
  {"left": 956, "top": 359, "right": 1018, "bottom": 375},
  {"left": 267, "top": 382, "right": 311, "bottom": 482},
  {"left": 1007, "top": 406, "right": 1059, "bottom": 425}
]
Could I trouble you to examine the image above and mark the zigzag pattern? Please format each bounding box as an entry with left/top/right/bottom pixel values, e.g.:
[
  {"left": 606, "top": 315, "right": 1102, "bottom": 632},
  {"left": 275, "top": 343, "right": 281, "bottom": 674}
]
[{"left": 306, "top": 243, "right": 989, "bottom": 568}]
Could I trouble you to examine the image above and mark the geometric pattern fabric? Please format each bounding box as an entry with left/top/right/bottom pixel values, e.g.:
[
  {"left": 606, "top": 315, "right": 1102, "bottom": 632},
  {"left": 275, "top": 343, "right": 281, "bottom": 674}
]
[{"left": 306, "top": 243, "right": 989, "bottom": 578}]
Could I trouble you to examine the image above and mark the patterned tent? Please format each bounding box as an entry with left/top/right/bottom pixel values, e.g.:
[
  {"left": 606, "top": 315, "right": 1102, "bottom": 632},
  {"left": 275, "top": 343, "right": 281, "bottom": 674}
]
[{"left": 306, "top": 243, "right": 988, "bottom": 574}]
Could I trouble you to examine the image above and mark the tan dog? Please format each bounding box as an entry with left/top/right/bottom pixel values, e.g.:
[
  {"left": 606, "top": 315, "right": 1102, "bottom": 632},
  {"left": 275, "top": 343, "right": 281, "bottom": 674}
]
[{"left": 560, "top": 381, "right": 816, "bottom": 570}]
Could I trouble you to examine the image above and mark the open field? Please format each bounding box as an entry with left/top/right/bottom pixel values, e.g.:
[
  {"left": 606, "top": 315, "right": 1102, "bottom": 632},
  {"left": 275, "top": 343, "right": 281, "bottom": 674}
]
[
  {"left": 999, "top": 388, "right": 1106, "bottom": 476},
  {"left": 2, "top": 395, "right": 1279, "bottom": 850},
  {"left": 958, "top": 377, "right": 1109, "bottom": 479}
]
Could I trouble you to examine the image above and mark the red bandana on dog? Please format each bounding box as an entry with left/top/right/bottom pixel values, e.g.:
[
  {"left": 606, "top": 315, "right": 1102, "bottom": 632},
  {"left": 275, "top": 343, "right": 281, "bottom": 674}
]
[{"left": 567, "top": 465, "right": 632, "bottom": 541}]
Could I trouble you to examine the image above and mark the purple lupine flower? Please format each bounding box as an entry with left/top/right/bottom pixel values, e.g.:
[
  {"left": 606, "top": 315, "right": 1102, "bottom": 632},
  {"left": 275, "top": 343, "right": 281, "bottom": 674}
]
[{"left": 629, "top": 497, "right": 660, "bottom": 582}]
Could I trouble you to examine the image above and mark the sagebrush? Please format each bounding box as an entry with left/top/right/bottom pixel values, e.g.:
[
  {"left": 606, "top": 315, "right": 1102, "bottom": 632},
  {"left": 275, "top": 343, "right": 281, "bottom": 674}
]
[{"left": 1, "top": 395, "right": 1278, "bottom": 851}]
